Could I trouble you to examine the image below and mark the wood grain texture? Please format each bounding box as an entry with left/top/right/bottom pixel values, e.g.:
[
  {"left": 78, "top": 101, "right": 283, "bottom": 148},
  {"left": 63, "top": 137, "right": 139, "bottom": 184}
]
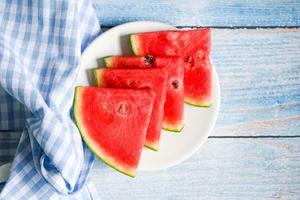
[
  {"left": 92, "top": 0, "right": 300, "bottom": 27},
  {"left": 211, "top": 28, "right": 300, "bottom": 136},
  {"left": 91, "top": 138, "right": 300, "bottom": 200}
]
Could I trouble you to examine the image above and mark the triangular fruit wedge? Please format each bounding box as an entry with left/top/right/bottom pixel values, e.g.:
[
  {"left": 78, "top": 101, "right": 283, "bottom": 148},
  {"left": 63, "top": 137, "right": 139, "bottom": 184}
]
[
  {"left": 130, "top": 29, "right": 212, "bottom": 107},
  {"left": 74, "top": 87, "right": 155, "bottom": 177},
  {"left": 104, "top": 55, "right": 184, "bottom": 132},
  {"left": 94, "top": 68, "right": 168, "bottom": 151}
]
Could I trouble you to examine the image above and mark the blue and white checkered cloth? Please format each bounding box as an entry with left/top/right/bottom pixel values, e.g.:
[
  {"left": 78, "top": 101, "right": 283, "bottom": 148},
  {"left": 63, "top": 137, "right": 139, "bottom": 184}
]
[{"left": 0, "top": 0, "right": 101, "bottom": 199}]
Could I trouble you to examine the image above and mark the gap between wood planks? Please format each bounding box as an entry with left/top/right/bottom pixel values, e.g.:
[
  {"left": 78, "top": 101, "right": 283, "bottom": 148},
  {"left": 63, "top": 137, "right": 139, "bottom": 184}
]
[
  {"left": 172, "top": 26, "right": 300, "bottom": 29},
  {"left": 101, "top": 26, "right": 300, "bottom": 30},
  {"left": 209, "top": 135, "right": 300, "bottom": 138}
]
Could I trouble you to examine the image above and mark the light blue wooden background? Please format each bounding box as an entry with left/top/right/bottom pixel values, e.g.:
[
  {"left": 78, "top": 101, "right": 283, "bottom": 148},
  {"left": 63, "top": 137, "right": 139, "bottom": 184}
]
[{"left": 89, "top": 1, "right": 300, "bottom": 199}]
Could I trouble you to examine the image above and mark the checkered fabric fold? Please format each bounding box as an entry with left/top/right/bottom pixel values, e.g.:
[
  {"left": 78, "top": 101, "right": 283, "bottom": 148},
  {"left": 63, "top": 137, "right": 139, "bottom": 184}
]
[{"left": 0, "top": 0, "right": 100, "bottom": 199}]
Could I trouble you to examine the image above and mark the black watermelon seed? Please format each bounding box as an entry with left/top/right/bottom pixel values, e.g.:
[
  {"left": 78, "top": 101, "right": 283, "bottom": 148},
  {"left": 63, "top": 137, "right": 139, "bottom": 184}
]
[
  {"left": 172, "top": 80, "right": 179, "bottom": 89},
  {"left": 184, "top": 56, "right": 193, "bottom": 64},
  {"left": 143, "top": 55, "right": 154, "bottom": 66}
]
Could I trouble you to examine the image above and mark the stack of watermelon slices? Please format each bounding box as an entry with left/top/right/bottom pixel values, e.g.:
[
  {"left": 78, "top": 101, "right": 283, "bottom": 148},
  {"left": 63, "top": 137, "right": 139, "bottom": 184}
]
[{"left": 74, "top": 29, "right": 212, "bottom": 177}]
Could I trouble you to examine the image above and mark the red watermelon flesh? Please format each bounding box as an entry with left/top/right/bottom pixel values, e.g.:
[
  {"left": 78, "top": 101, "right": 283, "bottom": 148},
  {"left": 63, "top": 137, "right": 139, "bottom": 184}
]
[
  {"left": 94, "top": 68, "right": 168, "bottom": 151},
  {"left": 104, "top": 55, "right": 184, "bottom": 132},
  {"left": 130, "top": 29, "right": 212, "bottom": 107},
  {"left": 74, "top": 87, "right": 155, "bottom": 177}
]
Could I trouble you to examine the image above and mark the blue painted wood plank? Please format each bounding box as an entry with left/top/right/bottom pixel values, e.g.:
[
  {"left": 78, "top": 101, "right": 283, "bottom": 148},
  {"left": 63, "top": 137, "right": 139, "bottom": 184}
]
[
  {"left": 92, "top": 0, "right": 300, "bottom": 27},
  {"left": 91, "top": 138, "right": 300, "bottom": 199},
  {"left": 211, "top": 28, "right": 300, "bottom": 136}
]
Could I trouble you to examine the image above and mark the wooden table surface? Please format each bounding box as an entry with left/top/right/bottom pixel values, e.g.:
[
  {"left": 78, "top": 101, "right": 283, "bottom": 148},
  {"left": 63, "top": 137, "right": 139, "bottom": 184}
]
[{"left": 89, "top": 1, "right": 300, "bottom": 199}]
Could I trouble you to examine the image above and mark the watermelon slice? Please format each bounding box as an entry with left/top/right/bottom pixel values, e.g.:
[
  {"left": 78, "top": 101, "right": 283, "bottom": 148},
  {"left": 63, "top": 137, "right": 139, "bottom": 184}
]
[
  {"left": 94, "top": 68, "right": 168, "bottom": 151},
  {"left": 130, "top": 29, "right": 212, "bottom": 107},
  {"left": 104, "top": 56, "right": 184, "bottom": 132},
  {"left": 74, "top": 87, "right": 155, "bottom": 177}
]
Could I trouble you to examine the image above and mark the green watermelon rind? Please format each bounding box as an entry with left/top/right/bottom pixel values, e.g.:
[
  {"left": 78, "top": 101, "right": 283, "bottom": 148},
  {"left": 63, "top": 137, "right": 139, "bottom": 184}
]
[
  {"left": 184, "top": 99, "right": 212, "bottom": 108},
  {"left": 130, "top": 34, "right": 140, "bottom": 55},
  {"left": 73, "top": 87, "right": 136, "bottom": 178},
  {"left": 93, "top": 70, "right": 104, "bottom": 87},
  {"left": 103, "top": 56, "right": 113, "bottom": 67},
  {"left": 162, "top": 124, "right": 184, "bottom": 133},
  {"left": 93, "top": 70, "right": 99, "bottom": 85},
  {"left": 144, "top": 143, "right": 159, "bottom": 152}
]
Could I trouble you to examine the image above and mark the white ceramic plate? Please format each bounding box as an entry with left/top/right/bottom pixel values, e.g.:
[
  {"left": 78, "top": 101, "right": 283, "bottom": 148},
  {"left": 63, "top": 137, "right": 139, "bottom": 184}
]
[{"left": 79, "top": 21, "right": 220, "bottom": 171}]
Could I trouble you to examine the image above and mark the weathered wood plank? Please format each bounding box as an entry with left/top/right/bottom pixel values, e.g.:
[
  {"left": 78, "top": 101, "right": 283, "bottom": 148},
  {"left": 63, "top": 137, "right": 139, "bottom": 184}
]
[
  {"left": 92, "top": 0, "right": 300, "bottom": 27},
  {"left": 91, "top": 138, "right": 300, "bottom": 200},
  {"left": 211, "top": 28, "right": 300, "bottom": 136}
]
